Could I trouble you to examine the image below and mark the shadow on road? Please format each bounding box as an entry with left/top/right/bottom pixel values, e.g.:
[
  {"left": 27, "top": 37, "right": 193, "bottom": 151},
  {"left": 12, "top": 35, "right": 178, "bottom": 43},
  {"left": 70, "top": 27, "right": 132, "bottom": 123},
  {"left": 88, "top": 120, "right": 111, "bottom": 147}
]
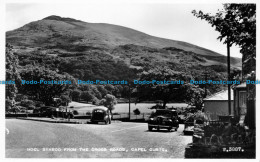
[{"left": 144, "top": 130, "right": 178, "bottom": 133}]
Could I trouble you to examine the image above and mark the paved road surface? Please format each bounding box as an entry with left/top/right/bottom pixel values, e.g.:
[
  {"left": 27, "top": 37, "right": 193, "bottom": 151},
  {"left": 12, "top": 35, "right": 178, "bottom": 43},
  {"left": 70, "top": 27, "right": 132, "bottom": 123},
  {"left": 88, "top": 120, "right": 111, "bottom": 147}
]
[{"left": 6, "top": 119, "right": 192, "bottom": 158}]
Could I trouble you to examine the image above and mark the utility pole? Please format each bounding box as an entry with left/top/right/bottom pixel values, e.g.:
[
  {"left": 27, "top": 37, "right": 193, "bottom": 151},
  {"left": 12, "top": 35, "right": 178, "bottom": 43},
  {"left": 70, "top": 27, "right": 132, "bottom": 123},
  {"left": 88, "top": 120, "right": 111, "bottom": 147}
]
[
  {"left": 128, "top": 54, "right": 132, "bottom": 121},
  {"left": 227, "top": 39, "right": 231, "bottom": 115},
  {"left": 128, "top": 83, "right": 131, "bottom": 121}
]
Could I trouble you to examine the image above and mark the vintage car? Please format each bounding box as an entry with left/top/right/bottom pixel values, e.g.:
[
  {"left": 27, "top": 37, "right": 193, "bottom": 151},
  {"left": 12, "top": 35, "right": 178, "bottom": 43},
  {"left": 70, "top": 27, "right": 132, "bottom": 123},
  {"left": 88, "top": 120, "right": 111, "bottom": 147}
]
[
  {"left": 148, "top": 109, "right": 179, "bottom": 131},
  {"left": 91, "top": 107, "right": 111, "bottom": 124}
]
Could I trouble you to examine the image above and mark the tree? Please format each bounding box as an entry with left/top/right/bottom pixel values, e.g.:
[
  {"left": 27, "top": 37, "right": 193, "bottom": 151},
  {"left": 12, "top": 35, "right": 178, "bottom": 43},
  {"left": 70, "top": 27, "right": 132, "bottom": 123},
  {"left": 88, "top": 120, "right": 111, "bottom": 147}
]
[
  {"left": 183, "top": 84, "right": 205, "bottom": 110},
  {"left": 192, "top": 4, "right": 256, "bottom": 128},
  {"left": 97, "top": 85, "right": 108, "bottom": 97},
  {"left": 19, "top": 67, "right": 74, "bottom": 106},
  {"left": 79, "top": 84, "right": 92, "bottom": 91},
  {"left": 6, "top": 44, "right": 20, "bottom": 111},
  {"left": 137, "top": 67, "right": 189, "bottom": 108},
  {"left": 104, "top": 84, "right": 114, "bottom": 94},
  {"left": 192, "top": 4, "right": 256, "bottom": 76},
  {"left": 92, "top": 86, "right": 102, "bottom": 99},
  {"left": 101, "top": 94, "right": 117, "bottom": 118},
  {"left": 133, "top": 108, "right": 141, "bottom": 115},
  {"left": 20, "top": 99, "right": 35, "bottom": 109},
  {"left": 71, "top": 89, "right": 81, "bottom": 102},
  {"left": 81, "top": 91, "right": 94, "bottom": 103},
  {"left": 114, "top": 85, "right": 123, "bottom": 97},
  {"left": 15, "top": 94, "right": 28, "bottom": 102},
  {"left": 60, "top": 95, "right": 71, "bottom": 106},
  {"left": 92, "top": 97, "right": 100, "bottom": 105}
]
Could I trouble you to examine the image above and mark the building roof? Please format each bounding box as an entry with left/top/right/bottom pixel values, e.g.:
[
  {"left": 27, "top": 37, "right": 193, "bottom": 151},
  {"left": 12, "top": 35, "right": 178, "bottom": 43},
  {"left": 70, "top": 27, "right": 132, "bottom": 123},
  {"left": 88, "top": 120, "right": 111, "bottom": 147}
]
[
  {"left": 204, "top": 90, "right": 233, "bottom": 101},
  {"left": 233, "top": 82, "right": 247, "bottom": 89}
]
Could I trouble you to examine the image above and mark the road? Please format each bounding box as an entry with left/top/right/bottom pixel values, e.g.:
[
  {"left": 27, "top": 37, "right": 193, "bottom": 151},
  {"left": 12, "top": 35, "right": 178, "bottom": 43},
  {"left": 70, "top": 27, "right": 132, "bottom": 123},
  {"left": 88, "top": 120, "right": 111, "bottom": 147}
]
[{"left": 6, "top": 119, "right": 192, "bottom": 158}]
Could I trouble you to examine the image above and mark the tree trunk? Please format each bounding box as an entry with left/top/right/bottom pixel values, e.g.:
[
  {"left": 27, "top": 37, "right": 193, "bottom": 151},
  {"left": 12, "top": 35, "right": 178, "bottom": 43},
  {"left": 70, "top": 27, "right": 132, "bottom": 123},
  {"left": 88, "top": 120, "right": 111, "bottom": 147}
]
[
  {"left": 163, "top": 100, "right": 167, "bottom": 109},
  {"left": 109, "top": 110, "right": 113, "bottom": 120}
]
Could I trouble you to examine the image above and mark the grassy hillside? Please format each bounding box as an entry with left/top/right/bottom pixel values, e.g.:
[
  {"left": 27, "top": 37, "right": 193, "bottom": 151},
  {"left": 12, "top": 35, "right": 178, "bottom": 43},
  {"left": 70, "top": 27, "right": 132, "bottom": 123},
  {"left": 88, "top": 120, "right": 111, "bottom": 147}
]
[
  {"left": 7, "top": 15, "right": 241, "bottom": 59},
  {"left": 6, "top": 15, "right": 241, "bottom": 86}
]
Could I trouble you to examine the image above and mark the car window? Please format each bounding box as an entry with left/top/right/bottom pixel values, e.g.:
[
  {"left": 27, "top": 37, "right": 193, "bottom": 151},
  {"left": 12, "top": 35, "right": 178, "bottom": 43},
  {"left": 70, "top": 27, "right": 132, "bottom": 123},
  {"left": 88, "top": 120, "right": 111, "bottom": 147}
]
[
  {"left": 94, "top": 110, "right": 103, "bottom": 113},
  {"left": 151, "top": 110, "right": 176, "bottom": 117}
]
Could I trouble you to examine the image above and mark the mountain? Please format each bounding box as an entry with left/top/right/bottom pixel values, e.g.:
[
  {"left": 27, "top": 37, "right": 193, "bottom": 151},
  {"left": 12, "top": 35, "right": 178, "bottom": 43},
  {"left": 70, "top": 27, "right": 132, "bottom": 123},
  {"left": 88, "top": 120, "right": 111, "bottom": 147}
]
[{"left": 6, "top": 15, "right": 241, "bottom": 83}]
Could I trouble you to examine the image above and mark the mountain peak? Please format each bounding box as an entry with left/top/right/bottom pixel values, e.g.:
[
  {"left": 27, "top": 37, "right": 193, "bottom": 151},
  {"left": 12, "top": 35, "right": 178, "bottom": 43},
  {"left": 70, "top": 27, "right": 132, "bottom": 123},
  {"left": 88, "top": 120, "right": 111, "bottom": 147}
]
[
  {"left": 43, "top": 15, "right": 82, "bottom": 22},
  {"left": 6, "top": 15, "right": 241, "bottom": 69}
]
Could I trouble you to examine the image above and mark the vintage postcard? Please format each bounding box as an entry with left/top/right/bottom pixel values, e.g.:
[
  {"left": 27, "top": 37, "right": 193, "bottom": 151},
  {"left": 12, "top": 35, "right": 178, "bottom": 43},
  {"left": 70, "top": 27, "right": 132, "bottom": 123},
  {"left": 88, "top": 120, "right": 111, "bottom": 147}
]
[{"left": 2, "top": 0, "right": 258, "bottom": 160}]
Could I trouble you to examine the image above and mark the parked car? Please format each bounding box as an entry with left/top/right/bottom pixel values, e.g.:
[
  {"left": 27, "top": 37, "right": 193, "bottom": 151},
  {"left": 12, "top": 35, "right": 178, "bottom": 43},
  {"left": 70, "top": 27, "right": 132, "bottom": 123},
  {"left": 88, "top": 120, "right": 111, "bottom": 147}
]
[
  {"left": 148, "top": 109, "right": 179, "bottom": 131},
  {"left": 91, "top": 107, "right": 111, "bottom": 124}
]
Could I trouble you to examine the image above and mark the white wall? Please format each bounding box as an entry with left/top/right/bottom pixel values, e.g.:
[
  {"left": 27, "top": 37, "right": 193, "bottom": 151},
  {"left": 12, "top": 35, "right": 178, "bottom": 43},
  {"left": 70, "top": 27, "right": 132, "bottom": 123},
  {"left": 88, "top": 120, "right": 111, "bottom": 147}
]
[{"left": 204, "top": 101, "right": 234, "bottom": 121}]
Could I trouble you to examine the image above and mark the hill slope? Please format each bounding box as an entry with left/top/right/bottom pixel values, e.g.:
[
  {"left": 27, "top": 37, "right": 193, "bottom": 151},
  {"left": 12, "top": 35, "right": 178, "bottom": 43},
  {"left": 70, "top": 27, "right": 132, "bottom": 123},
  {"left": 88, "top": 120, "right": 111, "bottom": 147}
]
[
  {"left": 7, "top": 15, "right": 239, "bottom": 58},
  {"left": 6, "top": 15, "right": 241, "bottom": 83}
]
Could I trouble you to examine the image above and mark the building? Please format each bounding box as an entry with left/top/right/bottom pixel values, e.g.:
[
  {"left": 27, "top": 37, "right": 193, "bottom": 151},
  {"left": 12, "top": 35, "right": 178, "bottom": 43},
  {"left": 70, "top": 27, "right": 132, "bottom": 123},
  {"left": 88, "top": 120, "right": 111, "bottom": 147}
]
[
  {"left": 203, "top": 90, "right": 234, "bottom": 121},
  {"left": 233, "top": 82, "right": 255, "bottom": 129},
  {"left": 233, "top": 83, "right": 247, "bottom": 124}
]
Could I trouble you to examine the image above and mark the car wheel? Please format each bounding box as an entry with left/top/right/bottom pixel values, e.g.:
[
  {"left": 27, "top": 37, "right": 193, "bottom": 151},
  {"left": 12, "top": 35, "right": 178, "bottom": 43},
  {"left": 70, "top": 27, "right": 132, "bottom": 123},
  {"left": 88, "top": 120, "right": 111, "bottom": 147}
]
[
  {"left": 105, "top": 120, "right": 108, "bottom": 125},
  {"left": 148, "top": 126, "right": 153, "bottom": 131},
  {"left": 168, "top": 128, "right": 172, "bottom": 132}
]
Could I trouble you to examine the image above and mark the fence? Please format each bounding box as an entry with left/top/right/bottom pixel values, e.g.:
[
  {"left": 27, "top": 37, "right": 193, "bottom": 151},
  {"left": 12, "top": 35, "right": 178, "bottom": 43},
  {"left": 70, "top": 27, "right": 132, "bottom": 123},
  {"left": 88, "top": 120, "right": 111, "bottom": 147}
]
[{"left": 6, "top": 113, "right": 40, "bottom": 118}]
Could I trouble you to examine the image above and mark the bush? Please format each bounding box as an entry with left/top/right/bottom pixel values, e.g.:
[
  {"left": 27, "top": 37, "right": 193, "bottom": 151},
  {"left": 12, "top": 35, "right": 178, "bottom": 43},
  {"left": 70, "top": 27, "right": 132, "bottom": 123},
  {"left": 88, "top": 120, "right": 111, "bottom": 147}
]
[
  {"left": 133, "top": 108, "right": 141, "bottom": 115},
  {"left": 28, "top": 105, "right": 35, "bottom": 110},
  {"left": 81, "top": 91, "right": 94, "bottom": 103},
  {"left": 35, "top": 101, "right": 44, "bottom": 107},
  {"left": 92, "top": 97, "right": 100, "bottom": 105},
  {"left": 15, "top": 94, "right": 28, "bottom": 102},
  {"left": 20, "top": 99, "right": 34, "bottom": 108}
]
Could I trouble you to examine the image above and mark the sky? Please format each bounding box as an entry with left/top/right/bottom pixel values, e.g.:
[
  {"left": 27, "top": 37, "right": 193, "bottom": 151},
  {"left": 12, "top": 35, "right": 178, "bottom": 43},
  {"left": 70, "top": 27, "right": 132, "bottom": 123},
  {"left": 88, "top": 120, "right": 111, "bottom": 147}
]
[{"left": 6, "top": 2, "right": 242, "bottom": 58}]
